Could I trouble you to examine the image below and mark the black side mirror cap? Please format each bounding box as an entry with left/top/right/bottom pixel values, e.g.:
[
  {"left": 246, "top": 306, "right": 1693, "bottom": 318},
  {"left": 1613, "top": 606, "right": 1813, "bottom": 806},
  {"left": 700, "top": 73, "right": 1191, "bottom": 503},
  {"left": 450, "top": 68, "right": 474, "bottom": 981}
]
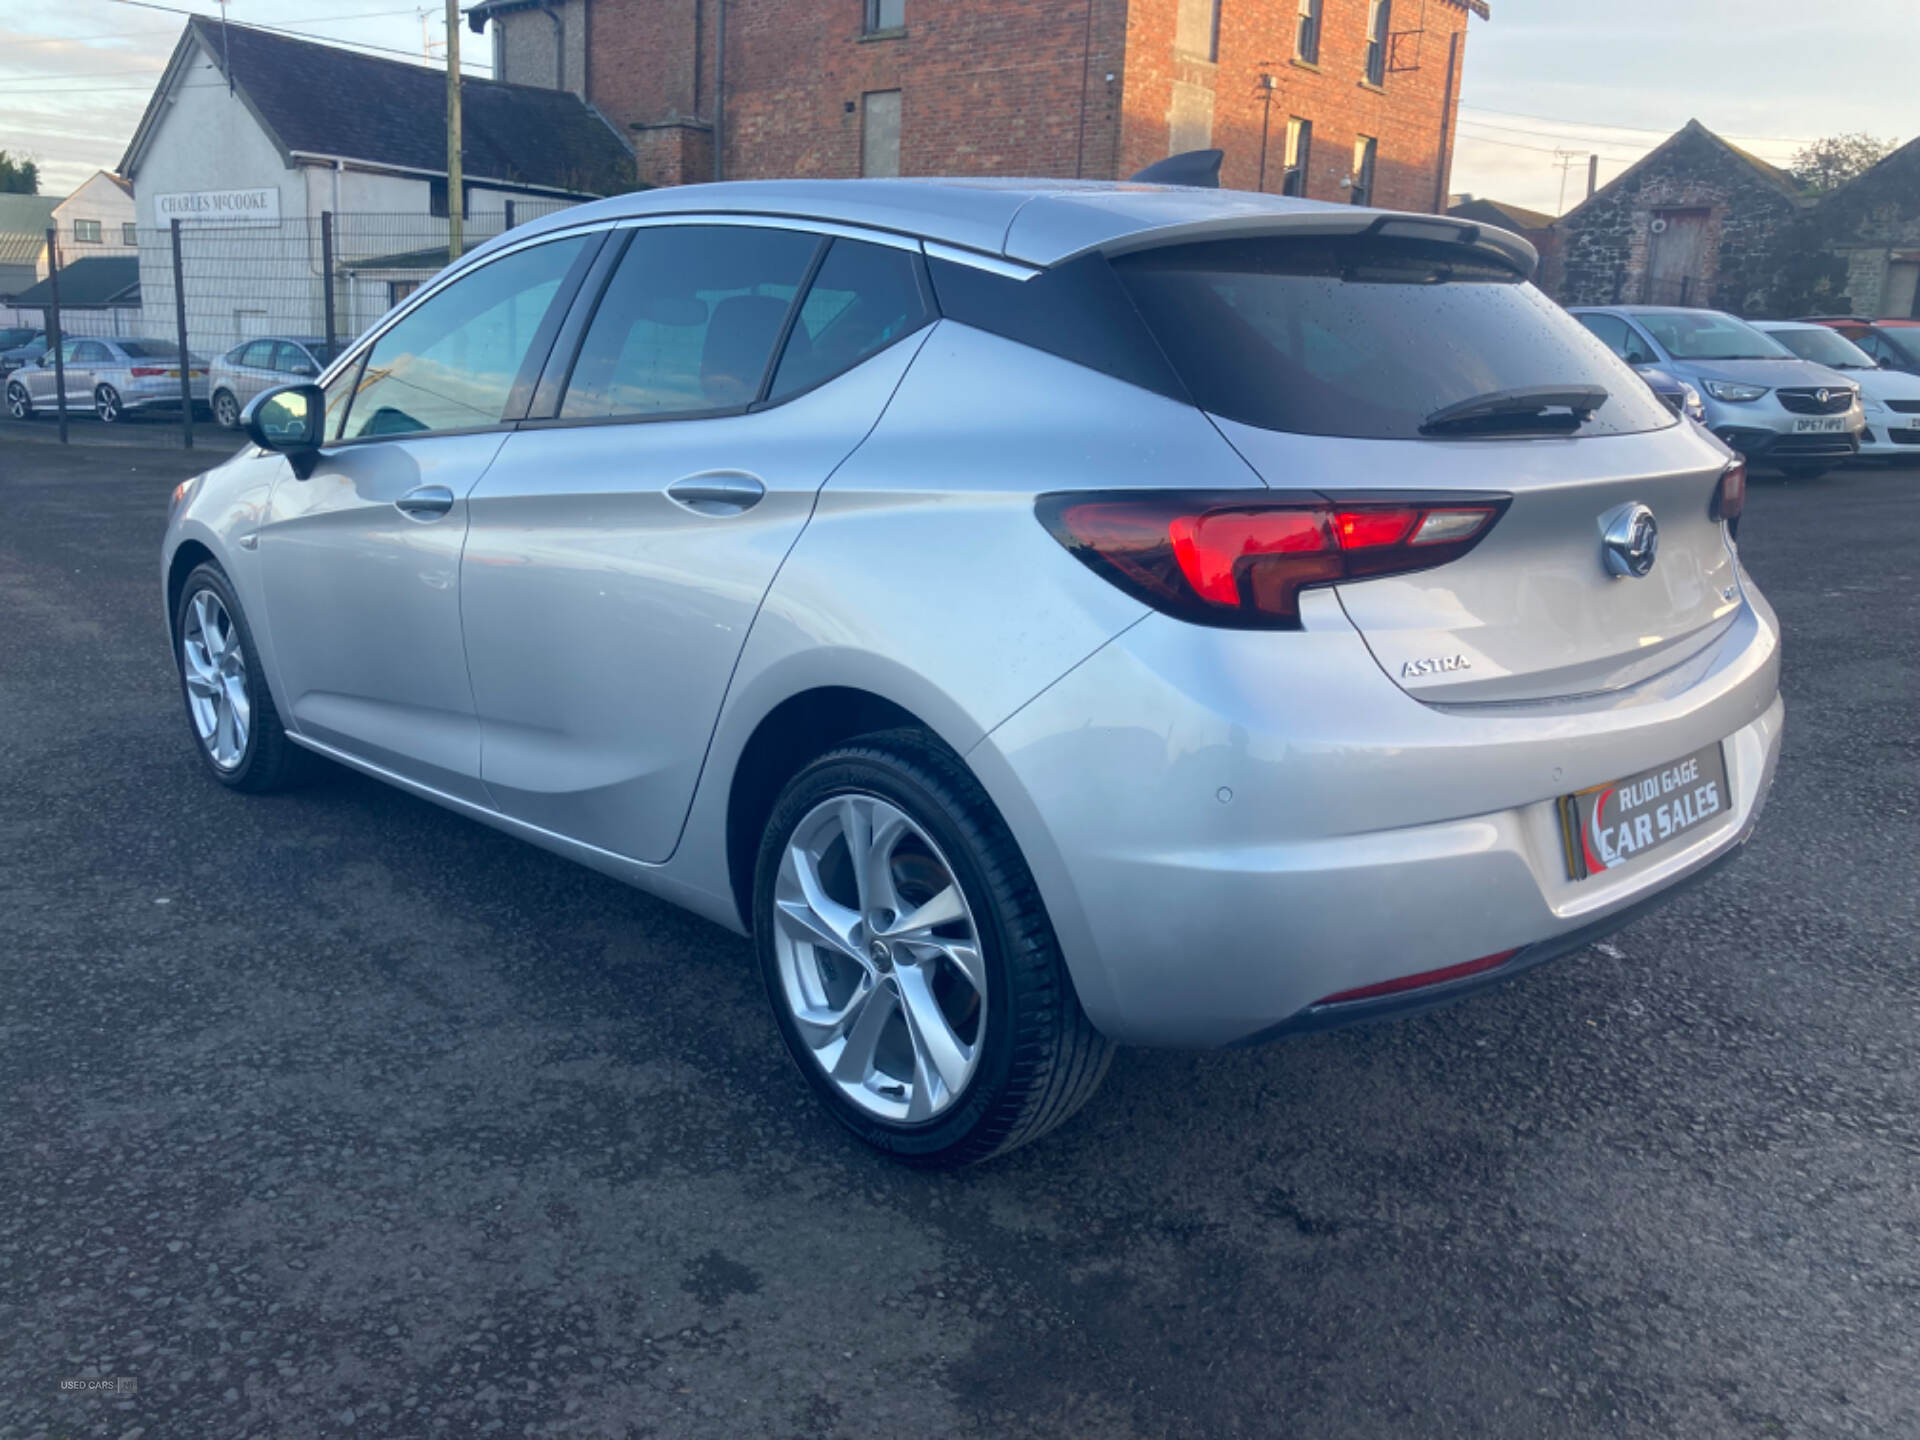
[{"left": 243, "top": 383, "right": 326, "bottom": 476}]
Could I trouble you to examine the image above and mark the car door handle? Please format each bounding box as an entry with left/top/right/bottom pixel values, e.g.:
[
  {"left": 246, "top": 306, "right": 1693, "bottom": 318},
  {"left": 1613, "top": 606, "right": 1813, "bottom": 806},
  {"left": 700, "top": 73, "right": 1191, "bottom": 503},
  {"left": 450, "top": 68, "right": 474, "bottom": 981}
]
[
  {"left": 395, "top": 484, "right": 456, "bottom": 519},
  {"left": 666, "top": 472, "right": 765, "bottom": 516}
]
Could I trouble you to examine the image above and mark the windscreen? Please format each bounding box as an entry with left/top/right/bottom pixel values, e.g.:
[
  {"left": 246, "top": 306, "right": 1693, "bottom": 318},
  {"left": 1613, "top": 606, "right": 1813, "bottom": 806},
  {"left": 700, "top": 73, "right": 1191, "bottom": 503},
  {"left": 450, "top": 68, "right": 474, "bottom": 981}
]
[
  {"left": 1881, "top": 328, "right": 1920, "bottom": 365},
  {"left": 1112, "top": 236, "right": 1672, "bottom": 440},
  {"left": 1765, "top": 326, "right": 1875, "bottom": 369},
  {"left": 1637, "top": 312, "right": 1791, "bottom": 361}
]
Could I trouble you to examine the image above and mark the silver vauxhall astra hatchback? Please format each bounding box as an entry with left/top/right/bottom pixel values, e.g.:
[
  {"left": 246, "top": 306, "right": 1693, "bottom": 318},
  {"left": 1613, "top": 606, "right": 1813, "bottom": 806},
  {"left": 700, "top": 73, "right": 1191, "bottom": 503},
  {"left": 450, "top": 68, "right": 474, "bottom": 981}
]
[{"left": 162, "top": 179, "right": 1783, "bottom": 1166}]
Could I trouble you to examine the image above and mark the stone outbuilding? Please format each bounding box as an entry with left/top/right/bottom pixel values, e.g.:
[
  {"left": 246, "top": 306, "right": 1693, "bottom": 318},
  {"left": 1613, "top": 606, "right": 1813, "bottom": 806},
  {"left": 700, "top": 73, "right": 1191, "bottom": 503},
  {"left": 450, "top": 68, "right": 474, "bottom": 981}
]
[
  {"left": 1801, "top": 136, "right": 1920, "bottom": 319},
  {"left": 1544, "top": 119, "right": 1809, "bottom": 314}
]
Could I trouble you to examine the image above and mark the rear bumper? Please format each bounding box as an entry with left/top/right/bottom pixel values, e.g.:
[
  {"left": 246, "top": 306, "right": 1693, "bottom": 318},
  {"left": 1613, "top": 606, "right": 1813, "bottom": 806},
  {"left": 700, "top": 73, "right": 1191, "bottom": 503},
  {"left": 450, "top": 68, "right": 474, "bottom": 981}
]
[{"left": 976, "top": 584, "right": 1783, "bottom": 1048}]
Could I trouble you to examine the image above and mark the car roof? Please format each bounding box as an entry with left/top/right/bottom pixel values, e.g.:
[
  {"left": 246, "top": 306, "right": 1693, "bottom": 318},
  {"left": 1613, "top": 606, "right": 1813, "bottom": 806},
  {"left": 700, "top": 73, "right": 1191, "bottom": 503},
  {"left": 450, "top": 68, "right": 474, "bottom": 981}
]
[
  {"left": 1751, "top": 319, "right": 1823, "bottom": 331},
  {"left": 477, "top": 176, "right": 1539, "bottom": 276}
]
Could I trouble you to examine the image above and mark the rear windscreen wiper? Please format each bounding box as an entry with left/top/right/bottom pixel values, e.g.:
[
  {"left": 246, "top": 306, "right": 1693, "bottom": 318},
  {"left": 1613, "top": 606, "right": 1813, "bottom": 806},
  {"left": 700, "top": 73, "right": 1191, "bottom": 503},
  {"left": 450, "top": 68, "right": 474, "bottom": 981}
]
[{"left": 1422, "top": 385, "right": 1610, "bottom": 435}]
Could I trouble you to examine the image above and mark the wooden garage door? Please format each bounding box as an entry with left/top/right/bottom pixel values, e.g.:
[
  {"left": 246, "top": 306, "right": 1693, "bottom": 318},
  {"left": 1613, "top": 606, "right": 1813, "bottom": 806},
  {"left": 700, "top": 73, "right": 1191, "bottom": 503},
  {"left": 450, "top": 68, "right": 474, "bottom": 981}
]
[{"left": 1645, "top": 209, "right": 1712, "bottom": 306}]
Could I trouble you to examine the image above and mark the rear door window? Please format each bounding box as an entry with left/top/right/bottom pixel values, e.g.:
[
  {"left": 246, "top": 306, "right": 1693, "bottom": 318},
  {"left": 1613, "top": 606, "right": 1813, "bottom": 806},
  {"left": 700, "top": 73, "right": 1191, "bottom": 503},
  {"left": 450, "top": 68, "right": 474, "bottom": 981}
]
[
  {"left": 1576, "top": 312, "right": 1657, "bottom": 366},
  {"left": 1112, "top": 236, "right": 1673, "bottom": 439},
  {"left": 766, "top": 237, "right": 932, "bottom": 402},
  {"left": 558, "top": 224, "right": 819, "bottom": 420}
]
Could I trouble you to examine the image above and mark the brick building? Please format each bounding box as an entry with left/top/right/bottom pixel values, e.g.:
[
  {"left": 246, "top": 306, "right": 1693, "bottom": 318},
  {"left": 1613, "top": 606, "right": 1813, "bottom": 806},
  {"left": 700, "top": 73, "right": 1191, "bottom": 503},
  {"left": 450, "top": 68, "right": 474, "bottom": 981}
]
[{"left": 469, "top": 0, "right": 1484, "bottom": 211}]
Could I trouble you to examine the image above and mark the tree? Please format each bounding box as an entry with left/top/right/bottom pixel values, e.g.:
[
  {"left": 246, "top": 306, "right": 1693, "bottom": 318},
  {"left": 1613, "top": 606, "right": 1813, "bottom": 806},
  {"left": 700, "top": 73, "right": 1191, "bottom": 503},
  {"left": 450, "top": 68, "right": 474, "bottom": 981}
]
[
  {"left": 0, "top": 150, "right": 39, "bottom": 195},
  {"left": 1789, "top": 133, "right": 1898, "bottom": 195}
]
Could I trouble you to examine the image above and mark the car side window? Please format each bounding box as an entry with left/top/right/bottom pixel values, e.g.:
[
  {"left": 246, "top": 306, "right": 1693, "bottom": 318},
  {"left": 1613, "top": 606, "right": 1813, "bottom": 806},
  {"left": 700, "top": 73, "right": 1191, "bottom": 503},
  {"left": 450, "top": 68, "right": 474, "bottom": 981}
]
[
  {"left": 1577, "top": 313, "right": 1634, "bottom": 362},
  {"left": 340, "top": 235, "right": 589, "bottom": 441},
  {"left": 223, "top": 343, "right": 248, "bottom": 364},
  {"left": 241, "top": 340, "right": 276, "bottom": 369},
  {"left": 277, "top": 342, "right": 317, "bottom": 376},
  {"left": 76, "top": 341, "right": 111, "bottom": 364},
  {"left": 558, "top": 224, "right": 819, "bottom": 420},
  {"left": 766, "top": 237, "right": 932, "bottom": 403}
]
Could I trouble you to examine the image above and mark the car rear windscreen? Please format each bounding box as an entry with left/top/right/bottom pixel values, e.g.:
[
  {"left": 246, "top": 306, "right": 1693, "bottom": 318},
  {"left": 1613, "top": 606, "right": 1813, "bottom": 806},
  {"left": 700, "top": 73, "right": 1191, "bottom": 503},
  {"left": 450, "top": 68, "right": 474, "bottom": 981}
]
[{"left": 1112, "top": 236, "right": 1673, "bottom": 440}]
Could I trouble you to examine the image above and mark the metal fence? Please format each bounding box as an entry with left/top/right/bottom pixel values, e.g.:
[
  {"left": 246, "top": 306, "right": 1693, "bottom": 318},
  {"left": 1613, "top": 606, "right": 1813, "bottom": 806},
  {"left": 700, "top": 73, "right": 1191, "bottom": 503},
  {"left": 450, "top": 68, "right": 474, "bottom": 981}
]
[{"left": 9, "top": 201, "right": 576, "bottom": 448}]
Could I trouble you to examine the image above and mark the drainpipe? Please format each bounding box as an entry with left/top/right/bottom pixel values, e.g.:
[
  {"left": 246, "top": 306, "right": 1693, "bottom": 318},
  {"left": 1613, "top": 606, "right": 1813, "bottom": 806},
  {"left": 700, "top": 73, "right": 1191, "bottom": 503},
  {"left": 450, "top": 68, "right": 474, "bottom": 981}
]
[
  {"left": 538, "top": 0, "right": 565, "bottom": 92},
  {"left": 1431, "top": 30, "right": 1460, "bottom": 215},
  {"left": 713, "top": 0, "right": 726, "bottom": 182}
]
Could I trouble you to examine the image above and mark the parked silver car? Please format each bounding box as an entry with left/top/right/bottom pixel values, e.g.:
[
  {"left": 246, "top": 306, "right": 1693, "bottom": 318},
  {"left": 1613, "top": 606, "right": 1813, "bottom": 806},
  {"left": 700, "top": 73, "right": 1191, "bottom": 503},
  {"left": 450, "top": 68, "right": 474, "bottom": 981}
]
[
  {"left": 163, "top": 180, "right": 1783, "bottom": 1166},
  {"left": 209, "top": 336, "right": 340, "bottom": 430},
  {"left": 1570, "top": 305, "right": 1863, "bottom": 478},
  {"left": 7, "top": 336, "right": 208, "bottom": 422}
]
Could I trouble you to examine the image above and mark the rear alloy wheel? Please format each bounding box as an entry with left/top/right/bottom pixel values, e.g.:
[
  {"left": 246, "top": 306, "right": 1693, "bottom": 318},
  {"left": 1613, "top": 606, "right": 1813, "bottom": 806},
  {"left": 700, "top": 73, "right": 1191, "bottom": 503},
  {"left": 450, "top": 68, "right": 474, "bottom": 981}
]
[
  {"left": 212, "top": 389, "right": 240, "bottom": 430},
  {"left": 95, "top": 384, "right": 122, "bottom": 423},
  {"left": 755, "top": 729, "right": 1111, "bottom": 1167},
  {"left": 173, "top": 562, "right": 312, "bottom": 792},
  {"left": 5, "top": 382, "right": 29, "bottom": 419}
]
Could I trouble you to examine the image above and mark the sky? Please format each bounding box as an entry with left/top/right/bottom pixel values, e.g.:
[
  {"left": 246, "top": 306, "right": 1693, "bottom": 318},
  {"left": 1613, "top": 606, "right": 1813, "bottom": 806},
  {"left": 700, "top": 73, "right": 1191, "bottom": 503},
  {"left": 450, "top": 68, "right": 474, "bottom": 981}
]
[{"left": 1, "top": 0, "right": 1914, "bottom": 208}]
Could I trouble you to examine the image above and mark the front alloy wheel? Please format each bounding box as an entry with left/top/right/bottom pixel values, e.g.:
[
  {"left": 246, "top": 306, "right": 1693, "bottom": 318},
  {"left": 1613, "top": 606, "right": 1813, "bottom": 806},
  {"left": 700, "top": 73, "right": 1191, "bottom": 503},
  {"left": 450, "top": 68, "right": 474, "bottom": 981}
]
[
  {"left": 213, "top": 390, "right": 240, "bottom": 429},
  {"left": 180, "top": 588, "right": 250, "bottom": 770},
  {"left": 6, "top": 383, "right": 29, "bottom": 419},
  {"left": 95, "top": 384, "right": 122, "bottom": 423},
  {"left": 773, "top": 793, "right": 988, "bottom": 1124}
]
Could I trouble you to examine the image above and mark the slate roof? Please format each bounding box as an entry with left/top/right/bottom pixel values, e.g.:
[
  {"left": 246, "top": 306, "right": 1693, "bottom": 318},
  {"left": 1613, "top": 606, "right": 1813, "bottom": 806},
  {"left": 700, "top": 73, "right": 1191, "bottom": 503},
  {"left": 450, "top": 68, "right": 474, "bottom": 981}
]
[
  {"left": 1555, "top": 119, "right": 1810, "bottom": 229},
  {"left": 122, "top": 18, "right": 633, "bottom": 197},
  {"left": 1449, "top": 197, "right": 1554, "bottom": 232},
  {"left": 9, "top": 256, "right": 141, "bottom": 309}
]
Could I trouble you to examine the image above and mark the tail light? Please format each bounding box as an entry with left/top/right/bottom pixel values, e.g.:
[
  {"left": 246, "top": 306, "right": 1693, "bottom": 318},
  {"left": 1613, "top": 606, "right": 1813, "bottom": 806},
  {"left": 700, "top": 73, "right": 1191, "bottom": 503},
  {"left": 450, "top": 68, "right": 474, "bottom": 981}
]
[
  {"left": 129, "top": 366, "right": 167, "bottom": 377},
  {"left": 1713, "top": 459, "right": 1745, "bottom": 523},
  {"left": 1037, "top": 491, "right": 1509, "bottom": 628}
]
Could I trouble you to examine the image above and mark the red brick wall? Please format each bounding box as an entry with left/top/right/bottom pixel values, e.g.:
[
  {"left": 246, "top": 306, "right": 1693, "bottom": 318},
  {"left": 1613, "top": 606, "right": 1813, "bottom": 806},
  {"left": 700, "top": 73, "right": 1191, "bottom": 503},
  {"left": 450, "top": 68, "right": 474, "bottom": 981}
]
[{"left": 582, "top": 0, "right": 1469, "bottom": 204}]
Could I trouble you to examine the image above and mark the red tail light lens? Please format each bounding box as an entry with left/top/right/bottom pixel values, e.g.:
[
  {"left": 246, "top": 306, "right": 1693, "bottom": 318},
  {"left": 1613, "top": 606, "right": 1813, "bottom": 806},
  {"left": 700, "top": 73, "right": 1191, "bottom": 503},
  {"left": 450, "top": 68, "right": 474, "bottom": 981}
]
[
  {"left": 129, "top": 366, "right": 167, "bottom": 377},
  {"left": 1314, "top": 949, "right": 1520, "bottom": 1006},
  {"left": 1038, "top": 491, "right": 1508, "bottom": 628},
  {"left": 1713, "top": 459, "right": 1745, "bottom": 523}
]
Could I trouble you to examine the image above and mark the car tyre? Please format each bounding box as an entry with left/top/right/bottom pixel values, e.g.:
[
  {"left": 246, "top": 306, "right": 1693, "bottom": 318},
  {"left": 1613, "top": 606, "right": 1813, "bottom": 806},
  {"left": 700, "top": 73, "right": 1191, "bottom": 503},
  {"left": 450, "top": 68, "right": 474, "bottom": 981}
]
[
  {"left": 754, "top": 727, "right": 1112, "bottom": 1168},
  {"left": 212, "top": 389, "right": 240, "bottom": 430},
  {"left": 5, "top": 381, "right": 30, "bottom": 420},
  {"left": 95, "top": 384, "right": 123, "bottom": 423},
  {"left": 173, "top": 562, "right": 314, "bottom": 793}
]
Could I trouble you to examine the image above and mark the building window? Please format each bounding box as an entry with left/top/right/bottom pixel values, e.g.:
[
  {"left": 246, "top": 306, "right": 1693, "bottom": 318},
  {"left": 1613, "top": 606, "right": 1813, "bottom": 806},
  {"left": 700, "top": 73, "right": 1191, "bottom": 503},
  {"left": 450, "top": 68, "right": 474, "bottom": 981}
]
[
  {"left": 862, "top": 90, "right": 902, "bottom": 177},
  {"left": 1283, "top": 118, "right": 1313, "bottom": 197},
  {"left": 1295, "top": 0, "right": 1322, "bottom": 64},
  {"left": 388, "top": 280, "right": 420, "bottom": 309},
  {"left": 428, "top": 179, "right": 470, "bottom": 220},
  {"left": 1351, "top": 136, "right": 1377, "bottom": 206},
  {"left": 863, "top": 0, "right": 904, "bottom": 33},
  {"left": 73, "top": 219, "right": 102, "bottom": 244},
  {"left": 122, "top": 221, "right": 138, "bottom": 245},
  {"left": 1175, "top": 0, "right": 1221, "bottom": 62},
  {"left": 1364, "top": 0, "right": 1392, "bottom": 85}
]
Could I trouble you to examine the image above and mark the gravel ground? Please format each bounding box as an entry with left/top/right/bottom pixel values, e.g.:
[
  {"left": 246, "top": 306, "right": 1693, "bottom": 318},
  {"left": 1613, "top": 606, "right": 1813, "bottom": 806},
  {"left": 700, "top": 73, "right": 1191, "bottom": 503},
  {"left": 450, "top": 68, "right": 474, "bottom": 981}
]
[{"left": 2, "top": 441, "right": 1916, "bottom": 1439}]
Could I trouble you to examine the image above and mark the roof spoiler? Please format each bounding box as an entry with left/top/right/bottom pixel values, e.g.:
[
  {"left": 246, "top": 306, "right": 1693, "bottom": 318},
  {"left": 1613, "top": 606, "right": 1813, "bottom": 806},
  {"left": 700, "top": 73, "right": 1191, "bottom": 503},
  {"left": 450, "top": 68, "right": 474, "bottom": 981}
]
[
  {"left": 1128, "top": 150, "right": 1224, "bottom": 188},
  {"left": 1059, "top": 210, "right": 1538, "bottom": 280}
]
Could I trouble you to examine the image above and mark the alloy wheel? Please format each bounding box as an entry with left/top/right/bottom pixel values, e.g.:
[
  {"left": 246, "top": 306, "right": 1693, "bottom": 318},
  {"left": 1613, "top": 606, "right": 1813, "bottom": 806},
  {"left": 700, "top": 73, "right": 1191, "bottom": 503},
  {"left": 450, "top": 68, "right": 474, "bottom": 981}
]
[
  {"left": 96, "top": 386, "right": 121, "bottom": 423},
  {"left": 5, "top": 385, "right": 26, "bottom": 419},
  {"left": 772, "top": 793, "right": 988, "bottom": 1123},
  {"left": 214, "top": 391, "right": 238, "bottom": 429},
  {"left": 180, "top": 589, "right": 251, "bottom": 770}
]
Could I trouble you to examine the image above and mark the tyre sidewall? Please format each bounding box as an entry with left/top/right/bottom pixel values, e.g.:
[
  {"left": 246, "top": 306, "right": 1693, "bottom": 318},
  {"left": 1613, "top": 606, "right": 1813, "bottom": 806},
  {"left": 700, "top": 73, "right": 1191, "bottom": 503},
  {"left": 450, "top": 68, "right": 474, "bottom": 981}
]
[
  {"left": 754, "top": 748, "right": 1027, "bottom": 1164},
  {"left": 173, "top": 563, "right": 272, "bottom": 789}
]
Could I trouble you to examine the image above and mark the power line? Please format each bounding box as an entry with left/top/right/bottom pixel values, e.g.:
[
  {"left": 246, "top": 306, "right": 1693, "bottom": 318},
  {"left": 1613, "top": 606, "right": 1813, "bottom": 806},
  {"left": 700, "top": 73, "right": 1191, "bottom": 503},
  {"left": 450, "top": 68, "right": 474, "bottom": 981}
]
[
  {"left": 82, "top": 0, "right": 492, "bottom": 69},
  {"left": 1454, "top": 126, "right": 1647, "bottom": 160},
  {"left": 1459, "top": 103, "right": 1819, "bottom": 148}
]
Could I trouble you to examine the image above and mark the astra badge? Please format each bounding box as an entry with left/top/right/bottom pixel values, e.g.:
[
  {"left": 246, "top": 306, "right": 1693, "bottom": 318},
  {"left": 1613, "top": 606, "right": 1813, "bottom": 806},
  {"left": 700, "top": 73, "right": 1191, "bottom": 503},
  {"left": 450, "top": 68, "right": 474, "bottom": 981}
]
[
  {"left": 1402, "top": 654, "right": 1471, "bottom": 679},
  {"left": 1602, "top": 502, "right": 1659, "bottom": 579}
]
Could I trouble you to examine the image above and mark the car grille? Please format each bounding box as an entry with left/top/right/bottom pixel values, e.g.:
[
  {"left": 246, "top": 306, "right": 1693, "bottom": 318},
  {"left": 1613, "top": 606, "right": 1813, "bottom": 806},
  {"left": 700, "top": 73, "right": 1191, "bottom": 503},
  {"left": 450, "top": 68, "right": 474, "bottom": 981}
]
[
  {"left": 1776, "top": 386, "right": 1856, "bottom": 415},
  {"left": 1769, "top": 433, "right": 1859, "bottom": 459},
  {"left": 1885, "top": 399, "right": 1920, "bottom": 415},
  {"left": 1891, "top": 428, "right": 1920, "bottom": 446}
]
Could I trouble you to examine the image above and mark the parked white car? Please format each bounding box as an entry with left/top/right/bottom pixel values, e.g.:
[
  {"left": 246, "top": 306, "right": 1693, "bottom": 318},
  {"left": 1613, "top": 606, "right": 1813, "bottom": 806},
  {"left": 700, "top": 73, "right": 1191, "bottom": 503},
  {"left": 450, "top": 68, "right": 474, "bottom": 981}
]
[{"left": 1752, "top": 320, "right": 1920, "bottom": 460}]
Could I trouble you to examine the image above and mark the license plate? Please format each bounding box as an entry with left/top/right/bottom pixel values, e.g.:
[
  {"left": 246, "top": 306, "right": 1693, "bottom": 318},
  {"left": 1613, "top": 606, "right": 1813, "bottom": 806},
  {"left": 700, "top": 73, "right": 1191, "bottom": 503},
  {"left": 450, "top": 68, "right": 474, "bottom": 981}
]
[
  {"left": 1793, "top": 417, "right": 1845, "bottom": 433},
  {"left": 166, "top": 369, "right": 180, "bottom": 379},
  {"left": 1560, "top": 742, "right": 1729, "bottom": 880}
]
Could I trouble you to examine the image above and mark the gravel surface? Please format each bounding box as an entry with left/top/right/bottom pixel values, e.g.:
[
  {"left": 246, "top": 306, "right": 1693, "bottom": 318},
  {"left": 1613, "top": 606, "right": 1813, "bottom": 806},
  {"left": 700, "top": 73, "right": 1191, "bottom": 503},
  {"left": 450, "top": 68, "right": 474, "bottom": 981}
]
[{"left": 2, "top": 443, "right": 1916, "bottom": 1439}]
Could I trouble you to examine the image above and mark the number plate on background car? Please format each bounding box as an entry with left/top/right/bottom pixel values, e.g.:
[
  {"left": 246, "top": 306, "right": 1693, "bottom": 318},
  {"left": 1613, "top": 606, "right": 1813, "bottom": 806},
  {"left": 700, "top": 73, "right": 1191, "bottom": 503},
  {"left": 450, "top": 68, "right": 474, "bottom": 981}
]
[
  {"left": 1793, "top": 417, "right": 1845, "bottom": 433},
  {"left": 1560, "top": 743, "right": 1730, "bottom": 880}
]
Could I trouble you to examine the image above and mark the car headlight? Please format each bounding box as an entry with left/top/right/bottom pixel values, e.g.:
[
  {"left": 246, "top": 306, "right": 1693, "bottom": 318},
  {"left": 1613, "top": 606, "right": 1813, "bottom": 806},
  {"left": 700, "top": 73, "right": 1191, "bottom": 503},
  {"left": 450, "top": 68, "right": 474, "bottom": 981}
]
[
  {"left": 1703, "top": 380, "right": 1770, "bottom": 403},
  {"left": 1679, "top": 383, "right": 1706, "bottom": 422}
]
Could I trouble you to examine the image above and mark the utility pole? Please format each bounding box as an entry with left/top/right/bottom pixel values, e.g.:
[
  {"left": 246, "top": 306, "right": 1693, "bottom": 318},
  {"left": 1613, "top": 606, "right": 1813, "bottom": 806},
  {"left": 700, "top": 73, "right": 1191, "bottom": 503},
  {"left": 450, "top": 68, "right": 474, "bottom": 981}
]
[
  {"left": 445, "top": 0, "right": 464, "bottom": 261},
  {"left": 1587, "top": 152, "right": 1600, "bottom": 200},
  {"left": 1553, "top": 149, "right": 1586, "bottom": 214}
]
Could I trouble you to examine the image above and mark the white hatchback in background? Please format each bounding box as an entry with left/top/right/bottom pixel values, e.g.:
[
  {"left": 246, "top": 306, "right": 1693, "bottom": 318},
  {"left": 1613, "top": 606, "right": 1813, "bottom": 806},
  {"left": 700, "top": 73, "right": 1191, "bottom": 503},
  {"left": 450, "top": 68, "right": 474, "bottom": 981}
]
[{"left": 1753, "top": 320, "right": 1920, "bottom": 460}]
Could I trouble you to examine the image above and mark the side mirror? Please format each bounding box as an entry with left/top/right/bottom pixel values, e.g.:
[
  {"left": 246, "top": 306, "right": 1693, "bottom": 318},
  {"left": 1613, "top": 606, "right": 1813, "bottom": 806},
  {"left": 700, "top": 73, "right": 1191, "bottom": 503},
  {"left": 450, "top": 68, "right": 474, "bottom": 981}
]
[{"left": 243, "top": 383, "right": 325, "bottom": 475}]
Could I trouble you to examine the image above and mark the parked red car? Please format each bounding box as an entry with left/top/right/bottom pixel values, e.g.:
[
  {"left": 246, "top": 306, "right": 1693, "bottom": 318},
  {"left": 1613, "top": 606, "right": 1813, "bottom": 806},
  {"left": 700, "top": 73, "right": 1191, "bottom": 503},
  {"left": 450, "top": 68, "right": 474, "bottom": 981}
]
[{"left": 1803, "top": 317, "right": 1920, "bottom": 377}]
